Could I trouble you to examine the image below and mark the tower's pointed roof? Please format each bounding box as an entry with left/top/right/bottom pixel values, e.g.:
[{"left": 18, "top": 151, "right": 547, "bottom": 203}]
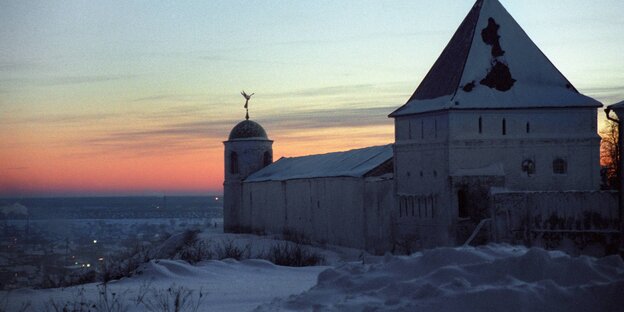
[{"left": 390, "top": 0, "right": 600, "bottom": 117}]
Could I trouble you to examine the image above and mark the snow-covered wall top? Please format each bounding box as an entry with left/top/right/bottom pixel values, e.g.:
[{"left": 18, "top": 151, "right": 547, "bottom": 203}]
[
  {"left": 390, "top": 0, "right": 600, "bottom": 117},
  {"left": 245, "top": 144, "right": 393, "bottom": 182}
]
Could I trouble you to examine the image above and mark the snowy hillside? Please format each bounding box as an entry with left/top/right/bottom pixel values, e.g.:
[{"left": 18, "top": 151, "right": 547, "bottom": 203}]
[
  {"left": 259, "top": 245, "right": 624, "bottom": 311},
  {"left": 3, "top": 235, "right": 623, "bottom": 311}
]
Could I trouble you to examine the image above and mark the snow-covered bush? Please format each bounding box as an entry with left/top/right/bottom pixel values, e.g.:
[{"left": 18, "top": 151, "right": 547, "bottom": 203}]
[
  {"left": 213, "top": 239, "right": 251, "bottom": 260},
  {"left": 264, "top": 242, "right": 325, "bottom": 267}
]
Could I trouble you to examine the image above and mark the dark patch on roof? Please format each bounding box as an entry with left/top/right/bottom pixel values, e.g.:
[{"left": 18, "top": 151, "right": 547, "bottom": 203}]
[
  {"left": 479, "top": 17, "right": 515, "bottom": 92},
  {"left": 480, "top": 61, "right": 516, "bottom": 91},
  {"left": 405, "top": 0, "right": 484, "bottom": 102},
  {"left": 389, "top": 0, "right": 596, "bottom": 118},
  {"left": 481, "top": 18, "right": 505, "bottom": 57},
  {"left": 565, "top": 83, "right": 579, "bottom": 93},
  {"left": 462, "top": 81, "right": 476, "bottom": 92}
]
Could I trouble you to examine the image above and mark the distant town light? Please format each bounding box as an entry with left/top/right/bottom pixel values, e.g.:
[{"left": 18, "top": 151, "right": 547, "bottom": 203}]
[
  {"left": 215, "top": 197, "right": 219, "bottom": 201},
  {"left": 98, "top": 257, "right": 104, "bottom": 261},
  {"left": 86, "top": 263, "right": 91, "bottom": 268},
  {"left": 93, "top": 240, "right": 97, "bottom": 244}
]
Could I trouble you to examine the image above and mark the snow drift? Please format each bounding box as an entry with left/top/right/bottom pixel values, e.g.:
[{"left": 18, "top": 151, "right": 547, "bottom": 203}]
[
  {"left": 4, "top": 243, "right": 623, "bottom": 311},
  {"left": 258, "top": 245, "right": 624, "bottom": 311}
]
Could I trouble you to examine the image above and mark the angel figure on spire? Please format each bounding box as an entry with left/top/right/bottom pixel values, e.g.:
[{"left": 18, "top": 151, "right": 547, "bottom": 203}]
[{"left": 241, "top": 91, "right": 254, "bottom": 120}]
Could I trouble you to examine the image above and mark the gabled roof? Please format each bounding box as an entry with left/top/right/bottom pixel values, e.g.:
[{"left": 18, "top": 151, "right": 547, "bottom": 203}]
[
  {"left": 390, "top": 0, "right": 601, "bottom": 117},
  {"left": 245, "top": 144, "right": 393, "bottom": 182}
]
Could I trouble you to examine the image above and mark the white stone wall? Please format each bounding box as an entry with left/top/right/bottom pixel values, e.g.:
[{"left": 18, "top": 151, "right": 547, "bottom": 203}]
[
  {"left": 449, "top": 108, "right": 596, "bottom": 140},
  {"left": 490, "top": 190, "right": 619, "bottom": 255},
  {"left": 394, "top": 112, "right": 453, "bottom": 247},
  {"left": 241, "top": 177, "right": 394, "bottom": 253},
  {"left": 223, "top": 139, "right": 273, "bottom": 232},
  {"left": 448, "top": 108, "right": 600, "bottom": 191},
  {"left": 363, "top": 178, "right": 395, "bottom": 253},
  {"left": 224, "top": 139, "right": 273, "bottom": 180},
  {"left": 392, "top": 107, "right": 601, "bottom": 247}
]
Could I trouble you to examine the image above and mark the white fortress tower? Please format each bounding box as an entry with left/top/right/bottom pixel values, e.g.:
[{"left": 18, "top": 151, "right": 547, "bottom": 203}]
[{"left": 389, "top": 0, "right": 601, "bottom": 247}]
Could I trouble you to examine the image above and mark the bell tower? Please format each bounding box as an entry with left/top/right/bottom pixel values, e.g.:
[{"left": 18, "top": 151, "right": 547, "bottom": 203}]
[{"left": 223, "top": 92, "right": 273, "bottom": 232}]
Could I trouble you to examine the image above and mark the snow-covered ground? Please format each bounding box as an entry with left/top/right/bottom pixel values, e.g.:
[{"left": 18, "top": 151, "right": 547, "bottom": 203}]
[
  {"left": 259, "top": 245, "right": 624, "bottom": 311},
  {"left": 5, "top": 258, "right": 325, "bottom": 311},
  {"left": 3, "top": 234, "right": 623, "bottom": 312}
]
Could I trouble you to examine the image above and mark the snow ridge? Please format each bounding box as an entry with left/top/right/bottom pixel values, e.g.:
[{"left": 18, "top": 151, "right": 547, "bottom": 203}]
[{"left": 257, "top": 245, "right": 624, "bottom": 311}]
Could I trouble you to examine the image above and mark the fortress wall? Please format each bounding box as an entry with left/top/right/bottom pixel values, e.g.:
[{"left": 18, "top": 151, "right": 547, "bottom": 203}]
[
  {"left": 491, "top": 190, "right": 619, "bottom": 255},
  {"left": 242, "top": 177, "right": 395, "bottom": 252}
]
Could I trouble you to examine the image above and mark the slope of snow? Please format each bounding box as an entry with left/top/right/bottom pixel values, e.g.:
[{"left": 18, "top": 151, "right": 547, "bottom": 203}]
[
  {"left": 4, "top": 259, "right": 326, "bottom": 312},
  {"left": 4, "top": 242, "right": 623, "bottom": 311},
  {"left": 257, "top": 245, "right": 624, "bottom": 311}
]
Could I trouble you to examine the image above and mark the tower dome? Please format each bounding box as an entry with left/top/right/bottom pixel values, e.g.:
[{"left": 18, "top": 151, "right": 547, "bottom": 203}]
[{"left": 228, "top": 120, "right": 268, "bottom": 140}]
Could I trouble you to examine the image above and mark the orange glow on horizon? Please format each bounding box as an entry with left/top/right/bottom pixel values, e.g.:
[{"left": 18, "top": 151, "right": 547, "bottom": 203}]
[
  {"left": 1, "top": 1, "right": 622, "bottom": 196},
  {"left": 1, "top": 122, "right": 394, "bottom": 196}
]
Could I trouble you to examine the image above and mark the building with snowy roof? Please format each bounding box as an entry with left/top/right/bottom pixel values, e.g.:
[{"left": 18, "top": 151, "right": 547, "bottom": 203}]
[
  {"left": 224, "top": 125, "right": 395, "bottom": 251},
  {"left": 224, "top": 0, "right": 619, "bottom": 254}
]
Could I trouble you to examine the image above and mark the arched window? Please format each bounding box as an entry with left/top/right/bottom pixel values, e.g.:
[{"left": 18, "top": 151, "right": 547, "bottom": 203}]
[
  {"left": 263, "top": 151, "right": 272, "bottom": 167},
  {"left": 502, "top": 118, "right": 506, "bottom": 135},
  {"left": 553, "top": 158, "right": 567, "bottom": 174},
  {"left": 230, "top": 152, "right": 239, "bottom": 174}
]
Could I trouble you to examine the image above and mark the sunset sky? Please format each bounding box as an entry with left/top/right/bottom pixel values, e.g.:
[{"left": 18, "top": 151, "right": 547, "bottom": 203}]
[{"left": 1, "top": 0, "right": 623, "bottom": 196}]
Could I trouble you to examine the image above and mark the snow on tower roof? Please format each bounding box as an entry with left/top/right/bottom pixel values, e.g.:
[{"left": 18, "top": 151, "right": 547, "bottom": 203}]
[
  {"left": 390, "top": 0, "right": 601, "bottom": 117},
  {"left": 245, "top": 144, "right": 393, "bottom": 182}
]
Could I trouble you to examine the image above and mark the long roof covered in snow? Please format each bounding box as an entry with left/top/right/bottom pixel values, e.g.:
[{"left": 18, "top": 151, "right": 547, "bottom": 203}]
[
  {"left": 390, "top": 0, "right": 601, "bottom": 117},
  {"left": 245, "top": 144, "right": 393, "bottom": 182}
]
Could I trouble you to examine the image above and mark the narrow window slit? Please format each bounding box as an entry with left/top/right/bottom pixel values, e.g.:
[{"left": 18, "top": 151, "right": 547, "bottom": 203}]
[{"left": 502, "top": 118, "right": 506, "bottom": 135}]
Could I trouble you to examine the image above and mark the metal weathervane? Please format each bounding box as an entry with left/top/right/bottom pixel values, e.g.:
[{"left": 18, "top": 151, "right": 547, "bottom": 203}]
[{"left": 241, "top": 91, "right": 254, "bottom": 120}]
